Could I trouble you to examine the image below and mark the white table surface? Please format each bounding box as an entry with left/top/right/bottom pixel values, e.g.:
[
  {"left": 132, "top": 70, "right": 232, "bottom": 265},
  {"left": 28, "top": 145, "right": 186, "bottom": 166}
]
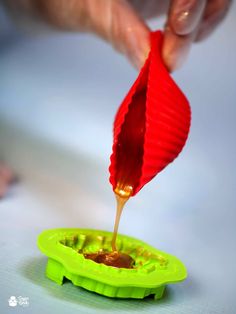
[{"left": 0, "top": 3, "right": 236, "bottom": 314}]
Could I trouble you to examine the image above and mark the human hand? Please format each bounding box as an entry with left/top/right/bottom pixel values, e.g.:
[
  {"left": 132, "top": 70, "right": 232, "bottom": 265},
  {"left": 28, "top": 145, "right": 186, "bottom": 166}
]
[
  {"left": 3, "top": 0, "right": 231, "bottom": 71},
  {"left": 163, "top": 0, "right": 232, "bottom": 71}
]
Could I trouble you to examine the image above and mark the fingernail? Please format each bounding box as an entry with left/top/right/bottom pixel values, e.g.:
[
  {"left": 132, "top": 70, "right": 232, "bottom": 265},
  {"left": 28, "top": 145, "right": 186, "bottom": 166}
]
[{"left": 170, "top": 0, "right": 206, "bottom": 35}]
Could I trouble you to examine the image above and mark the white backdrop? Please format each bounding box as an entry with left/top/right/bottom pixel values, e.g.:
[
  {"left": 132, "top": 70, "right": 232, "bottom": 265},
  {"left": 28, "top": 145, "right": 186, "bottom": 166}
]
[{"left": 0, "top": 3, "right": 236, "bottom": 314}]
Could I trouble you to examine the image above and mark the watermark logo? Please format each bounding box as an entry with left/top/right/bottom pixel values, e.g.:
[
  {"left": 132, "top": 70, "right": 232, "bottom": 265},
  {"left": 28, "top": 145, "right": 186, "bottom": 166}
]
[
  {"left": 8, "top": 296, "right": 17, "bottom": 307},
  {"left": 8, "top": 296, "right": 29, "bottom": 307}
]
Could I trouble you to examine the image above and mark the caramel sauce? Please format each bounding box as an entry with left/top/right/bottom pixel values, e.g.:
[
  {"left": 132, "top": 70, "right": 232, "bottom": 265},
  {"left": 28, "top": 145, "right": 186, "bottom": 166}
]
[
  {"left": 111, "top": 186, "right": 132, "bottom": 252},
  {"left": 84, "top": 250, "right": 134, "bottom": 269},
  {"left": 84, "top": 89, "right": 147, "bottom": 269},
  {"left": 84, "top": 187, "right": 134, "bottom": 269}
]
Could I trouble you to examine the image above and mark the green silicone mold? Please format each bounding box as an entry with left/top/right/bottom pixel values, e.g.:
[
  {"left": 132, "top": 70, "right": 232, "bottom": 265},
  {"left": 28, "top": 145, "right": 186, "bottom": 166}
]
[{"left": 37, "top": 228, "right": 187, "bottom": 299}]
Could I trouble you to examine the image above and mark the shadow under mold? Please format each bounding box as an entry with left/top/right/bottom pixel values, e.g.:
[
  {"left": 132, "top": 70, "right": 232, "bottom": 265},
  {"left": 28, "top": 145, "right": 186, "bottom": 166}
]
[{"left": 19, "top": 256, "right": 175, "bottom": 311}]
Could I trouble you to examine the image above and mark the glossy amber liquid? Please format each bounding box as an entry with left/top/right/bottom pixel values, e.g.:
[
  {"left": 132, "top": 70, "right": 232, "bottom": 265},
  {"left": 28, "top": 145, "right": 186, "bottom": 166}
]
[
  {"left": 84, "top": 191, "right": 134, "bottom": 269},
  {"left": 84, "top": 249, "right": 134, "bottom": 269},
  {"left": 84, "top": 89, "right": 147, "bottom": 268},
  {"left": 111, "top": 192, "right": 129, "bottom": 252},
  {"left": 111, "top": 88, "right": 147, "bottom": 253}
]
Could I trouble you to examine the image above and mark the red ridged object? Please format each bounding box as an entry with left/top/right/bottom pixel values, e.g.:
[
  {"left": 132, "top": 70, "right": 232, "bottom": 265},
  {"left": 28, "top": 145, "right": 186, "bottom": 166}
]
[{"left": 109, "top": 31, "right": 191, "bottom": 197}]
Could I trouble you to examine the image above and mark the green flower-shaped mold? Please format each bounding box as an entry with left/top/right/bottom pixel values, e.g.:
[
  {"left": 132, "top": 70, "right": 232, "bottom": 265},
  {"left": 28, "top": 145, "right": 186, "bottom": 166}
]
[{"left": 37, "top": 228, "right": 187, "bottom": 299}]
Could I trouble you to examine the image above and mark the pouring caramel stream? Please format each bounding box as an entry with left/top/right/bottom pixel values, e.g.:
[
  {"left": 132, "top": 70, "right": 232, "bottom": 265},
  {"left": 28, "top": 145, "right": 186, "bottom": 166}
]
[
  {"left": 111, "top": 185, "right": 132, "bottom": 252},
  {"left": 83, "top": 185, "right": 134, "bottom": 268},
  {"left": 84, "top": 87, "right": 147, "bottom": 268}
]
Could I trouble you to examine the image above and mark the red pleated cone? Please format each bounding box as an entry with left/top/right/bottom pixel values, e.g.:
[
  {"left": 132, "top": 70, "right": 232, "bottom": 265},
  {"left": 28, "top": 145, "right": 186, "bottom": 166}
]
[{"left": 109, "top": 31, "right": 191, "bottom": 197}]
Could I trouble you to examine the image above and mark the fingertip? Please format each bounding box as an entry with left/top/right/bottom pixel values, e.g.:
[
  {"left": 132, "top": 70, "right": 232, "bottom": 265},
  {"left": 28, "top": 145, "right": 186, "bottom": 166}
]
[
  {"left": 128, "top": 39, "right": 150, "bottom": 70},
  {"left": 195, "top": 0, "right": 232, "bottom": 42},
  {"left": 105, "top": 0, "right": 151, "bottom": 70},
  {"left": 162, "top": 27, "right": 192, "bottom": 72},
  {"left": 121, "top": 23, "right": 151, "bottom": 70}
]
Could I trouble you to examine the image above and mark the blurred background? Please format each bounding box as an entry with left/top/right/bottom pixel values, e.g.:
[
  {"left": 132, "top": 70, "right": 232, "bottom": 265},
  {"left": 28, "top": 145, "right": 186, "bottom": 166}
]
[{"left": 0, "top": 2, "right": 236, "bottom": 314}]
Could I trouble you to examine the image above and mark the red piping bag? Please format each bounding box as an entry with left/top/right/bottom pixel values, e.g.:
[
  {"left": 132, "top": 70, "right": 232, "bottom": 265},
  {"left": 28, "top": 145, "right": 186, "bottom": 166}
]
[{"left": 109, "top": 31, "right": 191, "bottom": 198}]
